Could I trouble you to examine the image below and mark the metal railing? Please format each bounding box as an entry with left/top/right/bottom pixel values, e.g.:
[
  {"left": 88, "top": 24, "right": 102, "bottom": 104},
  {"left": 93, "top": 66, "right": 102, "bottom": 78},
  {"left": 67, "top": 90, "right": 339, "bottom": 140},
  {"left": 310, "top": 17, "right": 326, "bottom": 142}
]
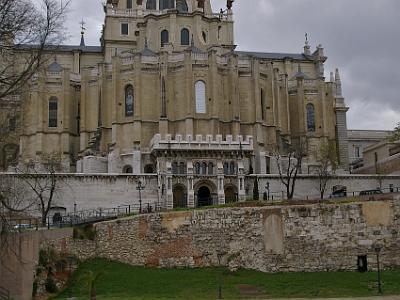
[
  {"left": 50, "top": 201, "right": 162, "bottom": 228},
  {"left": 255, "top": 186, "right": 400, "bottom": 202}
]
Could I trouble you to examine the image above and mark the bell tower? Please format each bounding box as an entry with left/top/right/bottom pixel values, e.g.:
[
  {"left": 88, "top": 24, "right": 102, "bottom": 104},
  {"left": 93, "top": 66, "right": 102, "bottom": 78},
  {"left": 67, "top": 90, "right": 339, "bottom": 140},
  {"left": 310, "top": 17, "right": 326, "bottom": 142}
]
[{"left": 102, "top": 0, "right": 235, "bottom": 61}]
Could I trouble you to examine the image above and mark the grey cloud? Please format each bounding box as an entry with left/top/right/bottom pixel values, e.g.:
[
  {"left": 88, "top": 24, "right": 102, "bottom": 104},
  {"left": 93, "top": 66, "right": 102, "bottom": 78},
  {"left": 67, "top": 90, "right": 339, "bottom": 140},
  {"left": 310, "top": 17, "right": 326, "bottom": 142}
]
[{"left": 63, "top": 0, "right": 400, "bottom": 130}]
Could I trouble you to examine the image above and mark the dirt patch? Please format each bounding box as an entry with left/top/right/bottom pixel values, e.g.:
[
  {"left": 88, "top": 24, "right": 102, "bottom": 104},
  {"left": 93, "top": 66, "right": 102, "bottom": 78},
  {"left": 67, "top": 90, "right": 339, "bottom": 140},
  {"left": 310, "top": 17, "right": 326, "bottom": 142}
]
[{"left": 237, "top": 284, "right": 266, "bottom": 297}]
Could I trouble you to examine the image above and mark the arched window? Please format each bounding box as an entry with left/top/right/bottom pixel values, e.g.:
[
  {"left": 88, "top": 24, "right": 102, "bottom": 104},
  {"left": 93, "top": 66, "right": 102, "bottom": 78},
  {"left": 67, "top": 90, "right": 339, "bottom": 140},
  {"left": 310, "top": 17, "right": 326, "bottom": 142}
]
[
  {"left": 125, "top": 85, "right": 134, "bottom": 117},
  {"left": 201, "top": 162, "right": 207, "bottom": 175},
  {"left": 123, "top": 165, "right": 133, "bottom": 173},
  {"left": 176, "top": 0, "right": 188, "bottom": 12},
  {"left": 161, "top": 77, "right": 167, "bottom": 117},
  {"left": 306, "top": 103, "right": 316, "bottom": 132},
  {"left": 161, "top": 30, "right": 169, "bottom": 47},
  {"left": 181, "top": 28, "right": 190, "bottom": 45},
  {"left": 48, "top": 97, "right": 58, "bottom": 128},
  {"left": 179, "top": 162, "right": 186, "bottom": 174},
  {"left": 127, "top": 0, "right": 133, "bottom": 9},
  {"left": 208, "top": 162, "right": 214, "bottom": 175},
  {"left": 195, "top": 162, "right": 201, "bottom": 174},
  {"left": 159, "top": 0, "right": 174, "bottom": 10},
  {"left": 230, "top": 162, "right": 236, "bottom": 175},
  {"left": 195, "top": 80, "right": 206, "bottom": 114},
  {"left": 172, "top": 161, "right": 178, "bottom": 174},
  {"left": 146, "top": 0, "right": 156, "bottom": 9},
  {"left": 223, "top": 162, "right": 229, "bottom": 175}
]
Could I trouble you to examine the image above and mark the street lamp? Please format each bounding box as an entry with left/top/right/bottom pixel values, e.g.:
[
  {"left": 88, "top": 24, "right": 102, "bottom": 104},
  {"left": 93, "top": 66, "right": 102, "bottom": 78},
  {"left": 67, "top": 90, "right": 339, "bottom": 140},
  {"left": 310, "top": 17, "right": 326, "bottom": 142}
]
[
  {"left": 136, "top": 180, "right": 145, "bottom": 213},
  {"left": 373, "top": 244, "right": 383, "bottom": 294}
]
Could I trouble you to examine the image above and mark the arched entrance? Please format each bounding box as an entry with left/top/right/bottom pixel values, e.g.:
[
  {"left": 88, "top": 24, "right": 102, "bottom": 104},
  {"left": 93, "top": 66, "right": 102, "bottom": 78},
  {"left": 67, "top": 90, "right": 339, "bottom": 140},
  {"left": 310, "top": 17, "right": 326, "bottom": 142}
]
[
  {"left": 173, "top": 184, "right": 187, "bottom": 208},
  {"left": 197, "top": 186, "right": 212, "bottom": 207},
  {"left": 224, "top": 185, "right": 238, "bottom": 203}
]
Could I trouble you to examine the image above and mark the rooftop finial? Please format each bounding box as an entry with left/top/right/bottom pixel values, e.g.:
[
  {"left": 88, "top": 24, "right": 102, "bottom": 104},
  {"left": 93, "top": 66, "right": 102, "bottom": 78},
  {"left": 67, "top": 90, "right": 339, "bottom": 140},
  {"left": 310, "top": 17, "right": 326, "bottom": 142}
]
[
  {"left": 80, "top": 19, "right": 86, "bottom": 47},
  {"left": 304, "top": 32, "right": 311, "bottom": 55}
]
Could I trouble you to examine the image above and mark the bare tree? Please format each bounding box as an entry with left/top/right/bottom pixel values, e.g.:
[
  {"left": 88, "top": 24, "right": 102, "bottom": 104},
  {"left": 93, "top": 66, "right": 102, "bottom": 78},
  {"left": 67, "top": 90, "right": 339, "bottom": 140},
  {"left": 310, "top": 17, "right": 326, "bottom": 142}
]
[
  {"left": 0, "top": 0, "right": 70, "bottom": 99},
  {"left": 16, "top": 154, "right": 61, "bottom": 226},
  {"left": 314, "top": 141, "right": 338, "bottom": 200},
  {"left": 275, "top": 138, "right": 307, "bottom": 200}
]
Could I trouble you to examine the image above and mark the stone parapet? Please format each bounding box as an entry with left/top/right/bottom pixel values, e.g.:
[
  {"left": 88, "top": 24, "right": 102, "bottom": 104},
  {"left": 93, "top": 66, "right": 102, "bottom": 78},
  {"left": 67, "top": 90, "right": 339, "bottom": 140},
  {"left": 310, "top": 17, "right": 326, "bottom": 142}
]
[{"left": 150, "top": 134, "right": 254, "bottom": 153}]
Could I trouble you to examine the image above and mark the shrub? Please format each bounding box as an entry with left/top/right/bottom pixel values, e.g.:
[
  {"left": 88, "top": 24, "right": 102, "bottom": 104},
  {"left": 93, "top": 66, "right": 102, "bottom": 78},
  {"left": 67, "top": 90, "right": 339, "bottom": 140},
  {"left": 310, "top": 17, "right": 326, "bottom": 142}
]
[{"left": 45, "top": 275, "right": 58, "bottom": 293}]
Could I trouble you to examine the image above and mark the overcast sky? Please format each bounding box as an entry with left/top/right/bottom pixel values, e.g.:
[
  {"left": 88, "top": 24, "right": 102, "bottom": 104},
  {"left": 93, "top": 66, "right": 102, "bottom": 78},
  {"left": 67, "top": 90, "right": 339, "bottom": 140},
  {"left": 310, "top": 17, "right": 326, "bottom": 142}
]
[{"left": 62, "top": 0, "right": 400, "bottom": 131}]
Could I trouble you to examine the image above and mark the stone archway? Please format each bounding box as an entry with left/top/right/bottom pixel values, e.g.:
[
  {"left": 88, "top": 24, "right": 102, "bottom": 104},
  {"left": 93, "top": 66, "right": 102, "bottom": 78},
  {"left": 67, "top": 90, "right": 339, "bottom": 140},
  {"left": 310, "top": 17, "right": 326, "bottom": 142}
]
[
  {"left": 197, "top": 186, "right": 211, "bottom": 207},
  {"left": 224, "top": 184, "right": 238, "bottom": 203},
  {"left": 173, "top": 184, "right": 187, "bottom": 208}
]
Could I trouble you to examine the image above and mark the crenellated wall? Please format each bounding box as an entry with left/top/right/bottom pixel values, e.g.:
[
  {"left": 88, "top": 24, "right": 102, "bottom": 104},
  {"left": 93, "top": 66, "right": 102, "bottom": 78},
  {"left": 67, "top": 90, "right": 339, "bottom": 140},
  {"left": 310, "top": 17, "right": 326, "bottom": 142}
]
[{"left": 44, "top": 198, "right": 400, "bottom": 273}]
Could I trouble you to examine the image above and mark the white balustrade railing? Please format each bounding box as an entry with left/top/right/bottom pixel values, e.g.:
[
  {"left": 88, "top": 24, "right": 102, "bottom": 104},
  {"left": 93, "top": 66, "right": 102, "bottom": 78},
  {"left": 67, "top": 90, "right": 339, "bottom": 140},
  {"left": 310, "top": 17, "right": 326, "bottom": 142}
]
[{"left": 191, "top": 53, "right": 208, "bottom": 61}]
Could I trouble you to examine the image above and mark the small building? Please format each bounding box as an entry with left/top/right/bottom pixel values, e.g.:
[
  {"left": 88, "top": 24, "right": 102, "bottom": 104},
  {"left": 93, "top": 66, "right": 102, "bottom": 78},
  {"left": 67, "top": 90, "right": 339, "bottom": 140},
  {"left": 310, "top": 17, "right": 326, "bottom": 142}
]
[
  {"left": 355, "top": 140, "right": 400, "bottom": 174},
  {"left": 347, "top": 130, "right": 392, "bottom": 171}
]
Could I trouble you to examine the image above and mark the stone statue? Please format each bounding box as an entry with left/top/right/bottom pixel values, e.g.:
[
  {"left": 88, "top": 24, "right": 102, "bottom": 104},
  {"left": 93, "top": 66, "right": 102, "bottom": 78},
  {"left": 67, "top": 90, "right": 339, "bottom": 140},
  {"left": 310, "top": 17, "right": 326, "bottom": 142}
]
[{"left": 227, "top": 0, "right": 234, "bottom": 9}]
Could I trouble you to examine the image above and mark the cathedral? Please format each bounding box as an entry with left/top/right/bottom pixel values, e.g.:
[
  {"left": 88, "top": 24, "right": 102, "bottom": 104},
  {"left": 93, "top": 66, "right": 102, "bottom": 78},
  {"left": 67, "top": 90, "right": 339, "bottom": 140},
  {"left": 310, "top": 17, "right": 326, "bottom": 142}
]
[{"left": 10, "top": 0, "right": 349, "bottom": 207}]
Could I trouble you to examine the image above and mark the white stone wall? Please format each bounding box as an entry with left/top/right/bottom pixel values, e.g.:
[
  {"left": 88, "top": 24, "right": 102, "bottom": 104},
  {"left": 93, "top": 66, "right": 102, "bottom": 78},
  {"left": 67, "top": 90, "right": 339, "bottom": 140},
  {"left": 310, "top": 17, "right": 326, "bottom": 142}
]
[{"left": 2, "top": 173, "right": 400, "bottom": 214}]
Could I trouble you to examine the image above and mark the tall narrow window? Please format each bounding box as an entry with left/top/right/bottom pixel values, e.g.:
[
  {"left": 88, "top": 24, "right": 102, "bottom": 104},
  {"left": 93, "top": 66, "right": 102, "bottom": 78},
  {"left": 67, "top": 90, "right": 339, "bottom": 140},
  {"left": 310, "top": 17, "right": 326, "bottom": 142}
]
[
  {"left": 202, "top": 162, "right": 207, "bottom": 175},
  {"left": 195, "top": 162, "right": 201, "bottom": 174},
  {"left": 121, "top": 23, "right": 129, "bottom": 35},
  {"left": 48, "top": 97, "right": 58, "bottom": 128},
  {"left": 261, "top": 88, "right": 266, "bottom": 121},
  {"left": 127, "top": 0, "right": 133, "bottom": 9},
  {"left": 195, "top": 80, "right": 206, "bottom": 114},
  {"left": 176, "top": 0, "right": 188, "bottom": 12},
  {"left": 161, "top": 30, "right": 169, "bottom": 47},
  {"left": 208, "top": 162, "right": 214, "bottom": 175},
  {"left": 8, "top": 117, "right": 16, "bottom": 132},
  {"left": 172, "top": 162, "right": 178, "bottom": 174},
  {"left": 306, "top": 103, "right": 315, "bottom": 132},
  {"left": 161, "top": 77, "right": 167, "bottom": 117},
  {"left": 223, "top": 162, "right": 229, "bottom": 175},
  {"left": 125, "top": 85, "right": 134, "bottom": 117},
  {"left": 179, "top": 162, "right": 186, "bottom": 174},
  {"left": 181, "top": 28, "right": 190, "bottom": 45},
  {"left": 230, "top": 161, "right": 235, "bottom": 175},
  {"left": 146, "top": 0, "right": 156, "bottom": 9}
]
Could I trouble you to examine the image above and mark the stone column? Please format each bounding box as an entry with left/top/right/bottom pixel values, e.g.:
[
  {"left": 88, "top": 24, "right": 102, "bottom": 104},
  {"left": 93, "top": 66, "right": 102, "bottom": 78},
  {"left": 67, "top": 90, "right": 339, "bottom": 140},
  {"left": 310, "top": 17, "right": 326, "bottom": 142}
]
[
  {"left": 165, "top": 160, "right": 173, "bottom": 210},
  {"left": 132, "top": 150, "right": 141, "bottom": 175},
  {"left": 237, "top": 160, "right": 246, "bottom": 201},
  {"left": 217, "top": 161, "right": 225, "bottom": 205}
]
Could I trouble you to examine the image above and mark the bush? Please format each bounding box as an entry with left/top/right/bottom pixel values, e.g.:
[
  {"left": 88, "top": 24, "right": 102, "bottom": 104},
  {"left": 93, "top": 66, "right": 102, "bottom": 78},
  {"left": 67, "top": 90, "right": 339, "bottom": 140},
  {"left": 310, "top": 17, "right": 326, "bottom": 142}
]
[
  {"left": 32, "top": 280, "right": 38, "bottom": 297},
  {"left": 45, "top": 275, "right": 58, "bottom": 293}
]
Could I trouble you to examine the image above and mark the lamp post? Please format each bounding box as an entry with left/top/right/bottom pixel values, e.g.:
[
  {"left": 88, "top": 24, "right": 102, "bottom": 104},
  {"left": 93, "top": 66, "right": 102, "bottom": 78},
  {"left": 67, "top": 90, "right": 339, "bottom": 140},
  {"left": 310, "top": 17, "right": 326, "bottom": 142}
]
[
  {"left": 373, "top": 244, "right": 383, "bottom": 294},
  {"left": 136, "top": 180, "right": 145, "bottom": 213}
]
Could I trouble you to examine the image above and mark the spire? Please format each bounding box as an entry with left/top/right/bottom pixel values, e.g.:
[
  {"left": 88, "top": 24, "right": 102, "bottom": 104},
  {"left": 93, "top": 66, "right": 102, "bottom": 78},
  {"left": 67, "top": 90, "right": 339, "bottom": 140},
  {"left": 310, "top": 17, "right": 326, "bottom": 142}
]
[
  {"left": 335, "top": 68, "right": 343, "bottom": 96},
  {"left": 303, "top": 33, "right": 311, "bottom": 55},
  {"left": 80, "top": 19, "right": 86, "bottom": 47}
]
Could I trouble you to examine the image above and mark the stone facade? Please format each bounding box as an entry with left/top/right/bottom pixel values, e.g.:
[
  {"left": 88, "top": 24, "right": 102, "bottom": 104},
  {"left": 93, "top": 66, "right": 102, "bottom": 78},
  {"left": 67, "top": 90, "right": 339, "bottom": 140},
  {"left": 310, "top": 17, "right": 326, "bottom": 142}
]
[
  {"left": 45, "top": 198, "right": 400, "bottom": 273},
  {"left": 2, "top": 0, "right": 351, "bottom": 207}
]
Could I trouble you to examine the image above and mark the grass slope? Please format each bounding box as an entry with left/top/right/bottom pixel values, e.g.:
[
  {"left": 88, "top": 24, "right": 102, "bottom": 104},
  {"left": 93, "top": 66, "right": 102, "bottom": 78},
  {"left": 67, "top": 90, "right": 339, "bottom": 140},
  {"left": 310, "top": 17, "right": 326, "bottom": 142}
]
[{"left": 54, "top": 259, "right": 400, "bottom": 300}]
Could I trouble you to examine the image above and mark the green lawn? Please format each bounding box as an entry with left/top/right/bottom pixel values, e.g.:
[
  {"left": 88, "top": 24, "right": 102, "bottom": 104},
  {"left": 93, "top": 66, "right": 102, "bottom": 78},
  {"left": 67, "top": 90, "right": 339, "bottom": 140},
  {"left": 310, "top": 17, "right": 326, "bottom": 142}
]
[{"left": 53, "top": 259, "right": 400, "bottom": 300}]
